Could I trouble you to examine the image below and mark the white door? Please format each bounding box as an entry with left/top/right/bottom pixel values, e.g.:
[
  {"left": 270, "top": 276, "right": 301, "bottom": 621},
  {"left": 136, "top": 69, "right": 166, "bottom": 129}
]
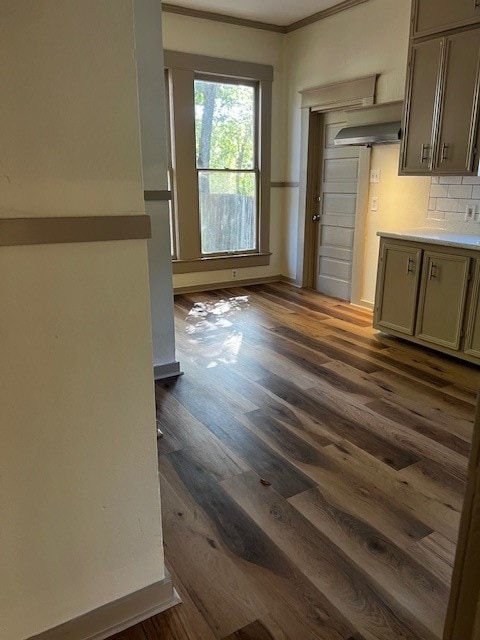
[{"left": 315, "top": 112, "right": 361, "bottom": 300}]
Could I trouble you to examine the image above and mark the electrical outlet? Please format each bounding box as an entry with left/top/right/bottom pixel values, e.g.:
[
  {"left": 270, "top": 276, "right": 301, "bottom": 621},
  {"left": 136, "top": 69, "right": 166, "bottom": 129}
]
[
  {"left": 371, "top": 196, "right": 379, "bottom": 212},
  {"left": 232, "top": 269, "right": 238, "bottom": 279},
  {"left": 466, "top": 203, "right": 477, "bottom": 222},
  {"left": 370, "top": 169, "right": 381, "bottom": 183}
]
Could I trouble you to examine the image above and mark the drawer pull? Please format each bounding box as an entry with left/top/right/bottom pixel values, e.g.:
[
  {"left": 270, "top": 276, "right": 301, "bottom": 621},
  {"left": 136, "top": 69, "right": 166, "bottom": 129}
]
[
  {"left": 406, "top": 257, "right": 415, "bottom": 275},
  {"left": 420, "top": 144, "right": 430, "bottom": 163},
  {"left": 429, "top": 263, "right": 438, "bottom": 280},
  {"left": 441, "top": 142, "right": 449, "bottom": 162}
]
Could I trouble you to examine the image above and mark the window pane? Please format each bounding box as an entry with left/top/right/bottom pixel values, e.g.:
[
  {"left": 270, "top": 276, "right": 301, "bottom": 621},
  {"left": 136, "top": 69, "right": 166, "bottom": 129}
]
[
  {"left": 198, "top": 171, "right": 256, "bottom": 254},
  {"left": 195, "top": 80, "right": 255, "bottom": 170}
]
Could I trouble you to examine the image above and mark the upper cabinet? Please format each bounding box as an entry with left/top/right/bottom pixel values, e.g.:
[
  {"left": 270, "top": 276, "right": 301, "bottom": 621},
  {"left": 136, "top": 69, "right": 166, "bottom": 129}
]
[
  {"left": 400, "top": 39, "right": 442, "bottom": 174},
  {"left": 413, "top": 0, "right": 480, "bottom": 39},
  {"left": 400, "top": 5, "right": 480, "bottom": 176},
  {"left": 436, "top": 29, "right": 480, "bottom": 174}
]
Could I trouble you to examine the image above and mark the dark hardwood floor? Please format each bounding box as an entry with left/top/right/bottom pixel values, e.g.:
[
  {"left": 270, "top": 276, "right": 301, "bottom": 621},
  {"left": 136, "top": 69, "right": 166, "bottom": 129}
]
[{"left": 110, "top": 283, "right": 480, "bottom": 640}]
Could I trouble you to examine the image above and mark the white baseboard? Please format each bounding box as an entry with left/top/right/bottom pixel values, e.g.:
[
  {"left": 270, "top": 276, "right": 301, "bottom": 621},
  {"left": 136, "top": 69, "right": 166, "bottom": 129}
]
[
  {"left": 28, "top": 573, "right": 181, "bottom": 640},
  {"left": 358, "top": 298, "right": 374, "bottom": 310},
  {"left": 280, "top": 276, "right": 301, "bottom": 287}
]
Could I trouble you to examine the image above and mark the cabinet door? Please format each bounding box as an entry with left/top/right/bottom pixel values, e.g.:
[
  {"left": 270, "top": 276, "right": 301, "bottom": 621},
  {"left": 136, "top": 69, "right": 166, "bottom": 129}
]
[
  {"left": 416, "top": 252, "right": 470, "bottom": 350},
  {"left": 413, "top": 0, "right": 480, "bottom": 38},
  {"left": 374, "top": 243, "right": 422, "bottom": 335},
  {"left": 400, "top": 39, "right": 442, "bottom": 175},
  {"left": 465, "top": 260, "right": 480, "bottom": 357},
  {"left": 435, "top": 29, "right": 480, "bottom": 174}
]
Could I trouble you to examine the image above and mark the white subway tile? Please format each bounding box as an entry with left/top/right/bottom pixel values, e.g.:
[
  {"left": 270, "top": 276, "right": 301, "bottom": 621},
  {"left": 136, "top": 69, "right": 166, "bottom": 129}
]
[
  {"left": 436, "top": 198, "right": 459, "bottom": 212},
  {"left": 431, "top": 177, "right": 440, "bottom": 184},
  {"left": 473, "top": 186, "right": 480, "bottom": 199},
  {"left": 430, "top": 184, "right": 448, "bottom": 198},
  {"left": 439, "top": 176, "right": 463, "bottom": 184},
  {"left": 445, "top": 211, "right": 465, "bottom": 223},
  {"left": 457, "top": 199, "right": 480, "bottom": 212},
  {"left": 448, "top": 184, "right": 473, "bottom": 199},
  {"left": 462, "top": 177, "right": 480, "bottom": 185},
  {"left": 427, "top": 210, "right": 445, "bottom": 221},
  {"left": 429, "top": 197, "right": 437, "bottom": 210}
]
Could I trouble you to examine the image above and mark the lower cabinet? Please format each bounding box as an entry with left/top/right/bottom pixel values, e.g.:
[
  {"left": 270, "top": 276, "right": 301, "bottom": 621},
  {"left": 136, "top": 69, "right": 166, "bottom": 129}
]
[
  {"left": 375, "top": 242, "right": 422, "bottom": 335},
  {"left": 416, "top": 251, "right": 470, "bottom": 349},
  {"left": 465, "top": 260, "right": 480, "bottom": 358},
  {"left": 374, "top": 238, "right": 479, "bottom": 364}
]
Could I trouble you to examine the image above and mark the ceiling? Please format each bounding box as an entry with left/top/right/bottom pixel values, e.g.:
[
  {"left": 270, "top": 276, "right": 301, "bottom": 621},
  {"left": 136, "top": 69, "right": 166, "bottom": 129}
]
[{"left": 164, "top": 0, "right": 351, "bottom": 27}]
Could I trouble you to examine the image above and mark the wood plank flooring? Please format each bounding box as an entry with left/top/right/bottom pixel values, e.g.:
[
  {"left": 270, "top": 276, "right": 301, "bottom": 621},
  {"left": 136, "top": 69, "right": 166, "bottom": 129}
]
[{"left": 109, "top": 283, "right": 480, "bottom": 640}]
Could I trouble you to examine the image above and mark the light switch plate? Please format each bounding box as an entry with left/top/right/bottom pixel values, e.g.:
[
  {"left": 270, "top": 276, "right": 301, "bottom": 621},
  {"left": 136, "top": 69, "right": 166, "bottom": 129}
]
[
  {"left": 371, "top": 196, "right": 379, "bottom": 211},
  {"left": 370, "top": 169, "right": 381, "bottom": 183}
]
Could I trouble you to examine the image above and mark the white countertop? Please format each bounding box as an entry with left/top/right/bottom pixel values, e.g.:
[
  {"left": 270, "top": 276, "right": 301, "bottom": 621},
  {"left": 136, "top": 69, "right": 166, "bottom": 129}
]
[{"left": 377, "top": 228, "right": 480, "bottom": 250}]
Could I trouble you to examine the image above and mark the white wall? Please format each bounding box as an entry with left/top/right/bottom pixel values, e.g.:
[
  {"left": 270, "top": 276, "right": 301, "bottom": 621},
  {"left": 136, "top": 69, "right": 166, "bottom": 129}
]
[
  {"left": 363, "top": 145, "right": 431, "bottom": 304},
  {"left": 161, "top": 12, "right": 288, "bottom": 287},
  {"left": 0, "top": 2, "right": 165, "bottom": 638},
  {"left": 282, "top": 0, "right": 431, "bottom": 301},
  {"left": 134, "top": 0, "right": 178, "bottom": 375},
  {"left": 0, "top": 1, "right": 145, "bottom": 217}
]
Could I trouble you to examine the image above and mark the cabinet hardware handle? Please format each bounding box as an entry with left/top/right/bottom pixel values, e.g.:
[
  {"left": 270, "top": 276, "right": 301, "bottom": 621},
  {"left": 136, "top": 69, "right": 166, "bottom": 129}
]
[
  {"left": 429, "top": 263, "right": 437, "bottom": 280},
  {"left": 406, "top": 257, "right": 415, "bottom": 275},
  {"left": 475, "top": 0, "right": 480, "bottom": 8},
  {"left": 420, "top": 144, "right": 429, "bottom": 163},
  {"left": 441, "top": 142, "right": 449, "bottom": 162}
]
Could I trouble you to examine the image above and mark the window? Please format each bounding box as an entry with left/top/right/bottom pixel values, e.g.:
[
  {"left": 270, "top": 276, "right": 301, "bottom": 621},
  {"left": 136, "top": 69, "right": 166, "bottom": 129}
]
[
  {"left": 195, "top": 78, "right": 257, "bottom": 255},
  {"left": 164, "top": 51, "right": 273, "bottom": 273}
]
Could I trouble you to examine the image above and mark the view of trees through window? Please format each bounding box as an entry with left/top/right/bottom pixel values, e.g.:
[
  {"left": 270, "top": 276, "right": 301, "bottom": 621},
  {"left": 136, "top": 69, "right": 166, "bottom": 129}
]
[{"left": 194, "top": 79, "right": 257, "bottom": 255}]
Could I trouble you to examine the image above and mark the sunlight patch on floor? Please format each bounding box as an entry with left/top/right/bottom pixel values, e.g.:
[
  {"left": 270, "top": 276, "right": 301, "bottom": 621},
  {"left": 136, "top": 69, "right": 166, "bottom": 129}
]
[{"left": 184, "top": 296, "right": 249, "bottom": 367}]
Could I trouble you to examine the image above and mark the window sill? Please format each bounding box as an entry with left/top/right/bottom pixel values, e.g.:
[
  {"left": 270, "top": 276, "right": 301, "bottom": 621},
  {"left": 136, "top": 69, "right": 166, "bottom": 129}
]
[{"left": 172, "top": 252, "right": 271, "bottom": 274}]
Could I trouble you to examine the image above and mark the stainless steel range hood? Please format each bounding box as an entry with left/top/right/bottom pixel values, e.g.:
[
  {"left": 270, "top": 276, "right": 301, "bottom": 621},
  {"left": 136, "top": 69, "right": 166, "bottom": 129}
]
[{"left": 334, "top": 121, "right": 401, "bottom": 147}]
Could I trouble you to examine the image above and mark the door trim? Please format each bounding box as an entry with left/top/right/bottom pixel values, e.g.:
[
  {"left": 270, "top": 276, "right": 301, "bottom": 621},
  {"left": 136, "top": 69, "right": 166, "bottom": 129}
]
[
  {"left": 297, "top": 109, "right": 323, "bottom": 289},
  {"left": 296, "top": 75, "right": 379, "bottom": 291}
]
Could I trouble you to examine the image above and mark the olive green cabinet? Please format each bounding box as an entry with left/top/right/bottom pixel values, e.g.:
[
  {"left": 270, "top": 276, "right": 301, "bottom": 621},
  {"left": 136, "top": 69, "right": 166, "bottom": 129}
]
[
  {"left": 413, "top": 0, "right": 480, "bottom": 39},
  {"left": 374, "top": 238, "right": 480, "bottom": 364},
  {"left": 401, "top": 39, "right": 442, "bottom": 174},
  {"left": 436, "top": 29, "right": 480, "bottom": 174},
  {"left": 400, "top": 28, "right": 480, "bottom": 176},
  {"left": 416, "top": 251, "right": 470, "bottom": 349},
  {"left": 375, "top": 243, "right": 422, "bottom": 335},
  {"left": 465, "top": 260, "right": 480, "bottom": 357}
]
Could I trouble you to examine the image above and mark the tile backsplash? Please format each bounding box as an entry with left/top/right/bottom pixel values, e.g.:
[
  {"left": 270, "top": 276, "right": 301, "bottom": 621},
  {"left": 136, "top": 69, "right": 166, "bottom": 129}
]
[{"left": 427, "top": 175, "right": 480, "bottom": 233}]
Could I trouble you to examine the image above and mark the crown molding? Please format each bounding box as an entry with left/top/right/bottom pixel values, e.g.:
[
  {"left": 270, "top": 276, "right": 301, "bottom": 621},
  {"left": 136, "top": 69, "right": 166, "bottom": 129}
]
[
  {"left": 286, "top": 0, "right": 369, "bottom": 32},
  {"left": 162, "top": 3, "right": 286, "bottom": 33},
  {"left": 162, "top": 0, "right": 370, "bottom": 34}
]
